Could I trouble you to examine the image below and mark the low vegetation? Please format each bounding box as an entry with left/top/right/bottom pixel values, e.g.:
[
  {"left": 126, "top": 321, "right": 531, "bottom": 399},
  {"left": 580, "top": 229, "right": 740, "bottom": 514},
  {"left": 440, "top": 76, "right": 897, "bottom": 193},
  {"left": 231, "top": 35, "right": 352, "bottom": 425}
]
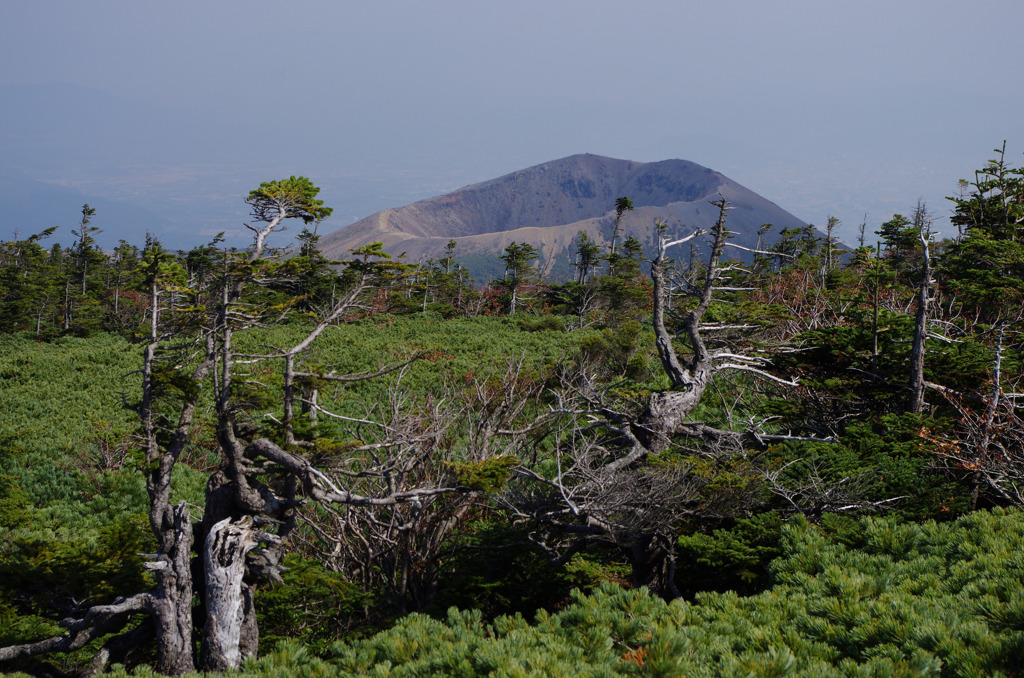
[{"left": 0, "top": 146, "right": 1021, "bottom": 675}]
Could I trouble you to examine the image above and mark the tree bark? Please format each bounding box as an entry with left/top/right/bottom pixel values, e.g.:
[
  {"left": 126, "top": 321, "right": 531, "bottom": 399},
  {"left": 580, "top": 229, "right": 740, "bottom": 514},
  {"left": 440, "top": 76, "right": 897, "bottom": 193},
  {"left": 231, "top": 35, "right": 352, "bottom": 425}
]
[
  {"left": 86, "top": 620, "right": 155, "bottom": 678},
  {"left": 645, "top": 200, "right": 729, "bottom": 451},
  {"left": 0, "top": 595, "right": 150, "bottom": 665},
  {"left": 151, "top": 503, "right": 196, "bottom": 676},
  {"left": 141, "top": 274, "right": 210, "bottom": 675},
  {"left": 625, "top": 534, "right": 680, "bottom": 599},
  {"left": 637, "top": 389, "right": 705, "bottom": 453},
  {"left": 909, "top": 206, "right": 932, "bottom": 413},
  {"left": 201, "top": 516, "right": 260, "bottom": 671}
]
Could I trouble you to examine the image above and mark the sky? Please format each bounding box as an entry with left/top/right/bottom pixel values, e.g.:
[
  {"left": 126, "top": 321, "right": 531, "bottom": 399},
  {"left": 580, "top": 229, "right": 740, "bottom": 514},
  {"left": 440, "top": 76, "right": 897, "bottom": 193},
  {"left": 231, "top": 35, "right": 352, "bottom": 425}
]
[{"left": 1, "top": 0, "right": 1022, "bottom": 248}]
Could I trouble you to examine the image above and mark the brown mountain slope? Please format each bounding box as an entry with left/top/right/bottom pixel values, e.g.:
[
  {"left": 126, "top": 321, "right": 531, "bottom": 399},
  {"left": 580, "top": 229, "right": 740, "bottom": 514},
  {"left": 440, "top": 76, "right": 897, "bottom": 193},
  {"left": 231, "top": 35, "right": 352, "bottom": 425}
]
[{"left": 319, "top": 154, "right": 809, "bottom": 280}]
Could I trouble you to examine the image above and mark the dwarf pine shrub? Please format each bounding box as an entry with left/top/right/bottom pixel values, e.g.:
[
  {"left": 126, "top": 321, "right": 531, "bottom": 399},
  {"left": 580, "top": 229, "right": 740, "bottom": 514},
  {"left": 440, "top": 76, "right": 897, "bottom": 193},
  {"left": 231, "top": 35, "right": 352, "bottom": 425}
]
[{"left": 234, "top": 508, "right": 1024, "bottom": 677}]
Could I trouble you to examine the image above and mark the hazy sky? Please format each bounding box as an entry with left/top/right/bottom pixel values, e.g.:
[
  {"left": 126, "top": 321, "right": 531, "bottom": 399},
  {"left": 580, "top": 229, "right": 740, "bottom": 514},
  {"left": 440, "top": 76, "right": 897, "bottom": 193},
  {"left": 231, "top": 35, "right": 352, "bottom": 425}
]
[{"left": 2, "top": 0, "right": 1022, "bottom": 245}]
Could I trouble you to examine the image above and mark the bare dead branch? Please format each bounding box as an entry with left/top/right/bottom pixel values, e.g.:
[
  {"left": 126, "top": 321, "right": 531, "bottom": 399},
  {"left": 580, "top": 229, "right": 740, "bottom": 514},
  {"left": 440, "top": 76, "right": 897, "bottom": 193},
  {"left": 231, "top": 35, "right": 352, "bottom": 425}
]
[{"left": 0, "top": 594, "right": 152, "bottom": 663}]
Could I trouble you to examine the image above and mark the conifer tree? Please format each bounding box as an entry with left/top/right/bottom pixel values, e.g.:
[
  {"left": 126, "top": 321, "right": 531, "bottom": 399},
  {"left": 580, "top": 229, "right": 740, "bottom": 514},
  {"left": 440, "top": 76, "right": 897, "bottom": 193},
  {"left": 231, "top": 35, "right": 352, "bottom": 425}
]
[
  {"left": 941, "top": 142, "right": 1024, "bottom": 319},
  {"left": 499, "top": 241, "right": 539, "bottom": 315}
]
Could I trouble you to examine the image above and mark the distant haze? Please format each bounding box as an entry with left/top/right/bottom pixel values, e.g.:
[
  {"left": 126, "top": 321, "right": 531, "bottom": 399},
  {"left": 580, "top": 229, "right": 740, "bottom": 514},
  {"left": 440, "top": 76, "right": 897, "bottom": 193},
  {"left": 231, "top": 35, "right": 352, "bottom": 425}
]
[{"left": 1, "top": 1, "right": 1022, "bottom": 250}]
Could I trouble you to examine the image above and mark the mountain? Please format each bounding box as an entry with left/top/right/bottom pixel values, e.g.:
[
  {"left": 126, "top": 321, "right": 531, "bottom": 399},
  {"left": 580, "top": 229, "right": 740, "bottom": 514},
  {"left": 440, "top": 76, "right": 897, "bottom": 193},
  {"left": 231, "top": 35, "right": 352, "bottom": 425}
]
[{"left": 319, "top": 154, "right": 810, "bottom": 281}]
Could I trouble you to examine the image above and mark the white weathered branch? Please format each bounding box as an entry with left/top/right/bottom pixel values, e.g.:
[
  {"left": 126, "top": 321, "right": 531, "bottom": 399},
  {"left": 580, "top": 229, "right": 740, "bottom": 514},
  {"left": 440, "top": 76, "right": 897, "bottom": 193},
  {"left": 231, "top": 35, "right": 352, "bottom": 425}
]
[
  {"left": 724, "top": 242, "right": 795, "bottom": 258},
  {"left": 661, "top": 229, "right": 706, "bottom": 249},
  {"left": 696, "top": 324, "right": 760, "bottom": 331},
  {"left": 715, "top": 363, "right": 799, "bottom": 387}
]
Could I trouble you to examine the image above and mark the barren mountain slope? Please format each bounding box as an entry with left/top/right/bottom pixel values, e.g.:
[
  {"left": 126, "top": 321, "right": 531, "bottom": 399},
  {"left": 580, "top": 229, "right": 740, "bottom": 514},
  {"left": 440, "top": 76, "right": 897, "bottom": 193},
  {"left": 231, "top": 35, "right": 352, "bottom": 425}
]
[{"left": 320, "top": 154, "right": 809, "bottom": 280}]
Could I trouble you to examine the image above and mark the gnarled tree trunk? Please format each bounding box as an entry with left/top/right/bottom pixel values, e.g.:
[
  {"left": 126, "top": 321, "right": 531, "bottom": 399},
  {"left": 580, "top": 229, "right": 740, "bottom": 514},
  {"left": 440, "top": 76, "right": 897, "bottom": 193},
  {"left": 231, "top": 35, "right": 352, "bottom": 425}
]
[
  {"left": 643, "top": 200, "right": 730, "bottom": 451},
  {"left": 201, "top": 516, "right": 261, "bottom": 671},
  {"left": 151, "top": 503, "right": 196, "bottom": 676}
]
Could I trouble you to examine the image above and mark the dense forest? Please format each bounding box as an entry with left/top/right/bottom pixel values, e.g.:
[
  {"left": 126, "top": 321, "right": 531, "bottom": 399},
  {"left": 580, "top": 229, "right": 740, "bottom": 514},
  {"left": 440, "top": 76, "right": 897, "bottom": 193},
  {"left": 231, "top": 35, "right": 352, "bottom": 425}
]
[{"left": 0, "top": 146, "right": 1022, "bottom": 677}]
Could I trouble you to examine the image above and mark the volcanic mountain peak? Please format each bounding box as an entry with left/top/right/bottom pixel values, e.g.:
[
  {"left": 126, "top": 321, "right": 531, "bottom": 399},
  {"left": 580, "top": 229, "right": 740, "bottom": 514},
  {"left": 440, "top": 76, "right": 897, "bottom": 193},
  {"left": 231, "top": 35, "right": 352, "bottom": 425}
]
[{"left": 319, "top": 154, "right": 808, "bottom": 281}]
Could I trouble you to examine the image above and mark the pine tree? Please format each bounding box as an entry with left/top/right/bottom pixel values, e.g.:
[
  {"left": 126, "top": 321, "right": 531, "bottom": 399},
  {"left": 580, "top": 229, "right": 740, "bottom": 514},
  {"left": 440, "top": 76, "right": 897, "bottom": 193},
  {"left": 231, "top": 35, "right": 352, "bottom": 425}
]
[
  {"left": 498, "top": 242, "right": 539, "bottom": 315},
  {"left": 941, "top": 142, "right": 1024, "bottom": 319}
]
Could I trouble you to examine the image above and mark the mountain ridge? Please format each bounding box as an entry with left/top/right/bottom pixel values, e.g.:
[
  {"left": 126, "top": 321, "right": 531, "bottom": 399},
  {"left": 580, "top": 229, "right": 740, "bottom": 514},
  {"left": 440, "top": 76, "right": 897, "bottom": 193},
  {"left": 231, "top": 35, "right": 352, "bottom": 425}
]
[{"left": 320, "top": 154, "right": 809, "bottom": 280}]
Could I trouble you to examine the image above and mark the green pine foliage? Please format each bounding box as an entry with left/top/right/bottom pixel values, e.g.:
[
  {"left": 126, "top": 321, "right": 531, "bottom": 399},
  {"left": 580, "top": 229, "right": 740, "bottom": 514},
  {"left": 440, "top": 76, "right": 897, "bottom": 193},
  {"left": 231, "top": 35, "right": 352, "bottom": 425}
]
[
  {"left": 0, "top": 332, "right": 142, "bottom": 509},
  {"left": 578, "top": 318, "right": 655, "bottom": 379},
  {"left": 256, "top": 555, "right": 373, "bottom": 655},
  {"left": 676, "top": 512, "right": 784, "bottom": 596},
  {"left": 941, "top": 143, "right": 1024, "bottom": 319},
  {"left": 220, "top": 508, "right": 1023, "bottom": 677},
  {"left": 240, "top": 313, "right": 587, "bottom": 423}
]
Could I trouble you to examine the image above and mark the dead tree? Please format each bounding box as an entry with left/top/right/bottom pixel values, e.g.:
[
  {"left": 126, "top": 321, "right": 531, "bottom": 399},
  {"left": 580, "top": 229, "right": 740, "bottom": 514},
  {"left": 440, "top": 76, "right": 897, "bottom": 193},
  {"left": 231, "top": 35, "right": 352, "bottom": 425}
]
[
  {"left": 763, "top": 459, "right": 906, "bottom": 518},
  {"left": 192, "top": 187, "right": 473, "bottom": 670},
  {"left": 0, "top": 179, "right": 472, "bottom": 675},
  {"left": 502, "top": 198, "right": 810, "bottom": 598},
  {"left": 613, "top": 199, "right": 799, "bottom": 464},
  {"left": 296, "top": 361, "right": 548, "bottom": 613},
  {"left": 933, "top": 323, "right": 1024, "bottom": 508},
  {"left": 909, "top": 199, "right": 934, "bottom": 413},
  {"left": 501, "top": 412, "right": 754, "bottom": 599}
]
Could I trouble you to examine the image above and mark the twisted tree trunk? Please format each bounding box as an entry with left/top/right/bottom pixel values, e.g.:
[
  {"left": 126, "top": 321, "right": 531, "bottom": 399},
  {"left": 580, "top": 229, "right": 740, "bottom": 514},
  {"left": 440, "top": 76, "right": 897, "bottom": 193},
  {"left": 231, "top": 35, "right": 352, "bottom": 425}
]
[
  {"left": 201, "top": 516, "right": 261, "bottom": 671},
  {"left": 643, "top": 199, "right": 729, "bottom": 452},
  {"left": 150, "top": 503, "right": 196, "bottom": 676}
]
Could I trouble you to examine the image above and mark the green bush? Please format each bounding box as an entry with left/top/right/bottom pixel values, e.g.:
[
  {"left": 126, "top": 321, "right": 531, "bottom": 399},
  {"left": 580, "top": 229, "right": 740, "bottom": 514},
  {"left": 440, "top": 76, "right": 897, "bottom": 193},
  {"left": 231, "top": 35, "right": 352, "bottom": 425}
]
[
  {"left": 234, "top": 508, "right": 1024, "bottom": 677},
  {"left": 517, "top": 314, "right": 565, "bottom": 332},
  {"left": 257, "top": 556, "right": 373, "bottom": 655},
  {"left": 676, "top": 511, "right": 784, "bottom": 596}
]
